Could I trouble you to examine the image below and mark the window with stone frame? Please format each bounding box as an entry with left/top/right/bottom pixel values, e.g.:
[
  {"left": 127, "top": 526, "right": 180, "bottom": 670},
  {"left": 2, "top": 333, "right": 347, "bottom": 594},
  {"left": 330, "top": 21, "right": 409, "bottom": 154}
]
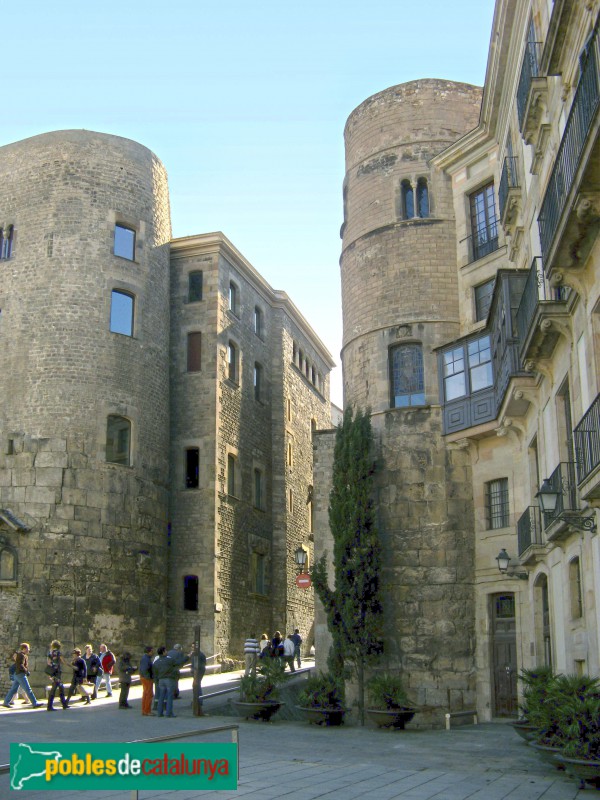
[
  {"left": 185, "top": 448, "right": 200, "bottom": 489},
  {"left": 227, "top": 341, "right": 239, "bottom": 384},
  {"left": 187, "top": 332, "right": 202, "bottom": 372},
  {"left": 106, "top": 415, "right": 131, "bottom": 466},
  {"left": 253, "top": 468, "right": 264, "bottom": 510},
  {"left": 254, "top": 306, "right": 264, "bottom": 338},
  {"left": 485, "top": 478, "right": 509, "bottom": 529},
  {"left": 227, "top": 453, "right": 238, "bottom": 497},
  {"left": 251, "top": 551, "right": 266, "bottom": 595},
  {"left": 188, "top": 271, "right": 203, "bottom": 303},
  {"left": 416, "top": 178, "right": 429, "bottom": 218},
  {"left": 390, "top": 343, "right": 425, "bottom": 407},
  {"left": 0, "top": 544, "right": 16, "bottom": 582},
  {"left": 401, "top": 180, "right": 414, "bottom": 219},
  {"left": 114, "top": 224, "right": 136, "bottom": 260},
  {"left": 569, "top": 556, "right": 583, "bottom": 620},
  {"left": 469, "top": 183, "right": 499, "bottom": 261},
  {"left": 110, "top": 290, "right": 135, "bottom": 336},
  {"left": 183, "top": 575, "right": 199, "bottom": 610},
  {"left": 474, "top": 278, "right": 495, "bottom": 321},
  {"left": 229, "top": 281, "right": 239, "bottom": 316},
  {"left": 254, "top": 362, "right": 263, "bottom": 401}
]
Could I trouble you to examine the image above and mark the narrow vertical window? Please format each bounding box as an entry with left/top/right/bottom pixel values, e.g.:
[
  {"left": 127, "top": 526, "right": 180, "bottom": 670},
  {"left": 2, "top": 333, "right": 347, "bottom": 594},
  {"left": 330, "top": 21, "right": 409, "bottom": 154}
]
[
  {"left": 251, "top": 552, "right": 265, "bottom": 595},
  {"left": 469, "top": 183, "right": 498, "bottom": 261},
  {"left": 474, "top": 278, "right": 495, "bottom": 321},
  {"left": 443, "top": 347, "right": 466, "bottom": 401},
  {"left": 114, "top": 224, "right": 135, "bottom": 260},
  {"left": 106, "top": 416, "right": 131, "bottom": 466},
  {"left": 569, "top": 557, "right": 583, "bottom": 619},
  {"left": 468, "top": 336, "right": 493, "bottom": 392},
  {"left": 185, "top": 448, "right": 199, "bottom": 489},
  {"left": 187, "top": 332, "right": 202, "bottom": 372},
  {"left": 110, "top": 290, "right": 134, "bottom": 336},
  {"left": 417, "top": 178, "right": 429, "bottom": 218},
  {"left": 254, "top": 468, "right": 263, "bottom": 509},
  {"left": 228, "top": 341, "right": 238, "bottom": 383},
  {"left": 254, "top": 362, "right": 262, "bottom": 401},
  {"left": 183, "top": 575, "right": 199, "bottom": 611},
  {"left": 229, "top": 281, "right": 239, "bottom": 315},
  {"left": 287, "top": 442, "right": 293, "bottom": 468},
  {"left": 1, "top": 225, "right": 14, "bottom": 259},
  {"left": 288, "top": 488, "right": 294, "bottom": 513},
  {"left": 390, "top": 344, "right": 425, "bottom": 407},
  {"left": 401, "top": 180, "right": 414, "bottom": 219},
  {"left": 254, "top": 306, "right": 263, "bottom": 337},
  {"left": 0, "top": 546, "right": 16, "bottom": 581},
  {"left": 227, "top": 454, "right": 237, "bottom": 496},
  {"left": 485, "top": 478, "right": 509, "bottom": 529},
  {"left": 188, "top": 271, "right": 203, "bottom": 302}
]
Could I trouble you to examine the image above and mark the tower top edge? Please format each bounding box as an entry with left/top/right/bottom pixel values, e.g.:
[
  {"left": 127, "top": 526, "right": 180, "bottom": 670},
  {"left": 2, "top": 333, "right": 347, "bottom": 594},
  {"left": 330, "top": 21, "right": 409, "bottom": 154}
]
[{"left": 0, "top": 129, "right": 162, "bottom": 165}]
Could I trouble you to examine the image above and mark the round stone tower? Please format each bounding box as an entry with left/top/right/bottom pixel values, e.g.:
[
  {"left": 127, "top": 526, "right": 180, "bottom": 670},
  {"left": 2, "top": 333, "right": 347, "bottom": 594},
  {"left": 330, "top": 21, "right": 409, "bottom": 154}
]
[
  {"left": 340, "top": 80, "right": 482, "bottom": 720},
  {"left": 0, "top": 130, "right": 171, "bottom": 664}
]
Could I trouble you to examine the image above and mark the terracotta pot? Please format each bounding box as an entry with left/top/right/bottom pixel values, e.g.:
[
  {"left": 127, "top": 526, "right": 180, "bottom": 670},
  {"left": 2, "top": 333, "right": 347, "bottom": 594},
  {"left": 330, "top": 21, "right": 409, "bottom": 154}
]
[
  {"left": 234, "top": 700, "right": 283, "bottom": 722},
  {"left": 366, "top": 707, "right": 417, "bottom": 730},
  {"left": 295, "top": 705, "right": 347, "bottom": 726}
]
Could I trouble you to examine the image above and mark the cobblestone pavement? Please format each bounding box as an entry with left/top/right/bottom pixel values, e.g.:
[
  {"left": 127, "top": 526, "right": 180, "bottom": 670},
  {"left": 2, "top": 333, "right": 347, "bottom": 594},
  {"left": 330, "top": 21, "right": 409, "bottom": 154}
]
[{"left": 0, "top": 670, "right": 585, "bottom": 799}]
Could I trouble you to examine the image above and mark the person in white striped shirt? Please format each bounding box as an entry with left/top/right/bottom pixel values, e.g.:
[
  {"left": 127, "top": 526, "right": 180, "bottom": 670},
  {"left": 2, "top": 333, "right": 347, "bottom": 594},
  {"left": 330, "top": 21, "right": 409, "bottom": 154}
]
[{"left": 243, "top": 634, "right": 260, "bottom": 677}]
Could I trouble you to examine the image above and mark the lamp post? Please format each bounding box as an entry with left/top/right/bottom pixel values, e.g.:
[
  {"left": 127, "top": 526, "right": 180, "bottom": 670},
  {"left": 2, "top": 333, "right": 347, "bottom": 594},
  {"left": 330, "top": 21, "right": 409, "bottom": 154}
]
[
  {"left": 535, "top": 478, "right": 596, "bottom": 532},
  {"left": 495, "top": 549, "right": 528, "bottom": 580},
  {"left": 535, "top": 479, "right": 558, "bottom": 514},
  {"left": 294, "top": 546, "right": 308, "bottom": 573}
]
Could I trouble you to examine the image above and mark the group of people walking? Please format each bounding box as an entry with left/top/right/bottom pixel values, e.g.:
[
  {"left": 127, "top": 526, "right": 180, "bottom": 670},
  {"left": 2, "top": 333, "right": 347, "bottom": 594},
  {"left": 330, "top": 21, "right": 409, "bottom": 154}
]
[
  {"left": 243, "top": 629, "right": 303, "bottom": 676},
  {"left": 4, "top": 640, "right": 207, "bottom": 718}
]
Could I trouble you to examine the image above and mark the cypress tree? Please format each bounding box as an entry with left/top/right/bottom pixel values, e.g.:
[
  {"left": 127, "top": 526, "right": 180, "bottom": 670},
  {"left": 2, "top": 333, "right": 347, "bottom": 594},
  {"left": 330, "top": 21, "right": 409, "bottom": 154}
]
[{"left": 312, "top": 406, "right": 383, "bottom": 725}]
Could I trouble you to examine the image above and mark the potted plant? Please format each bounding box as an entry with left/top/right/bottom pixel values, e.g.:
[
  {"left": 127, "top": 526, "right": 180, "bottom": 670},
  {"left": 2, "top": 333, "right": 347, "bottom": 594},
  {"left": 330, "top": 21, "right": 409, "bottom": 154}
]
[
  {"left": 296, "top": 671, "right": 347, "bottom": 726},
  {"left": 547, "top": 680, "right": 600, "bottom": 787},
  {"left": 365, "top": 672, "right": 417, "bottom": 730},
  {"left": 511, "top": 666, "right": 554, "bottom": 741},
  {"left": 234, "top": 658, "right": 286, "bottom": 721}
]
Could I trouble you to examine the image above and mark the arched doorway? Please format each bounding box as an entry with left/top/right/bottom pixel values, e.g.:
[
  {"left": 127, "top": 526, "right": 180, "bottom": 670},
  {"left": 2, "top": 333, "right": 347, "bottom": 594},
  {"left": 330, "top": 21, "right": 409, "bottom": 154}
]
[{"left": 490, "top": 593, "right": 518, "bottom": 716}]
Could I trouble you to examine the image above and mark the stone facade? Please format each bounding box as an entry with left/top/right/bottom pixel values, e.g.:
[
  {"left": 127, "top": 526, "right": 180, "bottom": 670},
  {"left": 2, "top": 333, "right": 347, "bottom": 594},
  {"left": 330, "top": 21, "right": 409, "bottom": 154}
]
[{"left": 0, "top": 132, "right": 333, "bottom": 690}]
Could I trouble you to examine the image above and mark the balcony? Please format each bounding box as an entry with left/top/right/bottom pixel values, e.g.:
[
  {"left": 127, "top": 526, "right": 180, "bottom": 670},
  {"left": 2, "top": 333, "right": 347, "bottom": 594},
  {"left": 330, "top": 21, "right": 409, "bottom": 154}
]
[
  {"left": 538, "top": 19, "right": 600, "bottom": 276},
  {"left": 515, "top": 256, "right": 571, "bottom": 364},
  {"left": 499, "top": 157, "right": 521, "bottom": 225},
  {"left": 465, "top": 222, "right": 500, "bottom": 264},
  {"left": 517, "top": 505, "right": 544, "bottom": 563},
  {"left": 574, "top": 392, "right": 600, "bottom": 501},
  {"left": 517, "top": 42, "right": 548, "bottom": 148},
  {"left": 541, "top": 461, "right": 580, "bottom": 541}
]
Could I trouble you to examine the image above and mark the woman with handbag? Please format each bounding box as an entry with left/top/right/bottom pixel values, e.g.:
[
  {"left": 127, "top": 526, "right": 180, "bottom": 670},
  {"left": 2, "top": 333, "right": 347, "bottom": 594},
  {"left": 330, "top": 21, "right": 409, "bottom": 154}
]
[
  {"left": 66, "top": 648, "right": 92, "bottom": 705},
  {"left": 83, "top": 644, "right": 103, "bottom": 700},
  {"left": 46, "top": 640, "right": 69, "bottom": 711}
]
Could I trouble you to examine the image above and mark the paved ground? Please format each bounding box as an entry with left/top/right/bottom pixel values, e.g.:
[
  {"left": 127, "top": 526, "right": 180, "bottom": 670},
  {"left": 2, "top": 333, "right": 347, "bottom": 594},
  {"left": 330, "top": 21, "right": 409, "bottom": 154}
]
[{"left": 0, "top": 667, "right": 587, "bottom": 799}]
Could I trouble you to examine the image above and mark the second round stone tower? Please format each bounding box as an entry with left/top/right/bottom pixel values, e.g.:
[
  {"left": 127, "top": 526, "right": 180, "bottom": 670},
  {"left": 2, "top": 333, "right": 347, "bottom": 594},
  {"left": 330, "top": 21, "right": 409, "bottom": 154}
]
[{"left": 340, "top": 80, "right": 482, "bottom": 718}]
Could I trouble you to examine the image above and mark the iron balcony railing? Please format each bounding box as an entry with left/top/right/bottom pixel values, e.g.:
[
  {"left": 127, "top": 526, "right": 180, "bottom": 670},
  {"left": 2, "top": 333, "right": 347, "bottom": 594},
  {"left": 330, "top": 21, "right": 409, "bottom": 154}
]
[
  {"left": 515, "top": 256, "right": 570, "bottom": 352},
  {"left": 541, "top": 461, "right": 579, "bottom": 529},
  {"left": 466, "top": 222, "right": 499, "bottom": 263},
  {"left": 538, "top": 20, "right": 600, "bottom": 262},
  {"left": 517, "top": 505, "right": 543, "bottom": 557},
  {"left": 517, "top": 41, "right": 544, "bottom": 131},
  {"left": 498, "top": 157, "right": 519, "bottom": 220},
  {"left": 573, "top": 393, "right": 600, "bottom": 485}
]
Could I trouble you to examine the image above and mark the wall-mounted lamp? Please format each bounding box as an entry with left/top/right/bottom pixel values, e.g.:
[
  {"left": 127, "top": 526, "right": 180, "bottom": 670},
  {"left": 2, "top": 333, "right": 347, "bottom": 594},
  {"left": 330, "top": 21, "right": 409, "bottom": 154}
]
[
  {"left": 294, "top": 545, "right": 308, "bottom": 574},
  {"left": 535, "top": 479, "right": 597, "bottom": 532},
  {"left": 495, "top": 548, "right": 528, "bottom": 580}
]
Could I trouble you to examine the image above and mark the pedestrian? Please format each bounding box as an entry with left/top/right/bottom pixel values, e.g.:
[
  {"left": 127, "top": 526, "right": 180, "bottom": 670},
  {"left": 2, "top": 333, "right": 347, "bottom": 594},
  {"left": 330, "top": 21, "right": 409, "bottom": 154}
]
[
  {"left": 190, "top": 644, "right": 208, "bottom": 716},
  {"left": 166, "top": 644, "right": 188, "bottom": 699},
  {"left": 98, "top": 643, "right": 116, "bottom": 697},
  {"left": 282, "top": 634, "right": 296, "bottom": 672},
  {"left": 259, "top": 633, "right": 270, "bottom": 656},
  {"left": 3, "top": 643, "right": 43, "bottom": 708},
  {"left": 139, "top": 646, "right": 155, "bottom": 716},
  {"left": 6, "top": 650, "right": 29, "bottom": 705},
  {"left": 83, "top": 644, "right": 103, "bottom": 700},
  {"left": 271, "top": 631, "right": 283, "bottom": 658},
  {"left": 117, "top": 651, "right": 137, "bottom": 709},
  {"left": 243, "top": 633, "right": 260, "bottom": 677},
  {"left": 153, "top": 646, "right": 177, "bottom": 718},
  {"left": 66, "top": 648, "right": 91, "bottom": 705},
  {"left": 46, "top": 640, "right": 69, "bottom": 711},
  {"left": 290, "top": 628, "right": 303, "bottom": 668}
]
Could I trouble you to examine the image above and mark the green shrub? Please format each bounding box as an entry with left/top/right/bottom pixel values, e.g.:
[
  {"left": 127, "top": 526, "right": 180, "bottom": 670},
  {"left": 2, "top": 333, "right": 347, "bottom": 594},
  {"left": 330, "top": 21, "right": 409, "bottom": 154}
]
[
  {"left": 366, "top": 673, "right": 408, "bottom": 709},
  {"left": 298, "top": 672, "right": 344, "bottom": 710},
  {"left": 239, "top": 658, "right": 285, "bottom": 703}
]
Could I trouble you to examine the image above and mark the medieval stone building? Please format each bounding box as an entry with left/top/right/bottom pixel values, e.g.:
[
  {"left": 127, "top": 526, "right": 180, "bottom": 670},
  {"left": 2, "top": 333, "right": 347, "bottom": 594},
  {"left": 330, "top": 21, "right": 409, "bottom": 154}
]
[
  {"left": 315, "top": 0, "right": 600, "bottom": 725},
  {"left": 0, "top": 130, "right": 333, "bottom": 686}
]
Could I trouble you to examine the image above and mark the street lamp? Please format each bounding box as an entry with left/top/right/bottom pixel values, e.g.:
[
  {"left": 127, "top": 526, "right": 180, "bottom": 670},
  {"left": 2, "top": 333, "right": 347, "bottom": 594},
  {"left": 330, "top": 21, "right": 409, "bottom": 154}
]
[
  {"left": 495, "top": 549, "right": 528, "bottom": 580},
  {"left": 534, "top": 479, "right": 558, "bottom": 514},
  {"left": 294, "top": 545, "right": 308, "bottom": 573},
  {"left": 535, "top": 479, "right": 596, "bottom": 532}
]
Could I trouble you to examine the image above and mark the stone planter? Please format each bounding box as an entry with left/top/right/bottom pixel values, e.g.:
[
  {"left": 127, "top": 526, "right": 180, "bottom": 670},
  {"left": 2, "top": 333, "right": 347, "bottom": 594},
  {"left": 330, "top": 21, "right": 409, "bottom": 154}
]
[
  {"left": 295, "top": 706, "right": 347, "bottom": 726},
  {"left": 509, "top": 720, "right": 537, "bottom": 741},
  {"left": 234, "top": 701, "right": 283, "bottom": 722},
  {"left": 528, "top": 741, "right": 565, "bottom": 770},
  {"left": 560, "top": 756, "right": 600, "bottom": 788},
  {"left": 366, "top": 707, "right": 417, "bottom": 730}
]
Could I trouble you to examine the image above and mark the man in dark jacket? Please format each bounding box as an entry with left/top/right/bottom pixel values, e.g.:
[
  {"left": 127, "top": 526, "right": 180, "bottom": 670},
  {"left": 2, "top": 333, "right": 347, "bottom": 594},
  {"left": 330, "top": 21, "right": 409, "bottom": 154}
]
[
  {"left": 167, "top": 644, "right": 188, "bottom": 699},
  {"left": 66, "top": 649, "right": 91, "bottom": 705},
  {"left": 139, "top": 646, "right": 155, "bottom": 716},
  {"left": 153, "top": 646, "right": 177, "bottom": 718}
]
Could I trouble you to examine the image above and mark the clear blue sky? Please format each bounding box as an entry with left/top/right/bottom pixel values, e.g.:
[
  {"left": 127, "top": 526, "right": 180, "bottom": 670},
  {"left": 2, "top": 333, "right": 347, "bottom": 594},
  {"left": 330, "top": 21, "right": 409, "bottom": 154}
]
[{"left": 5, "top": 0, "right": 495, "bottom": 406}]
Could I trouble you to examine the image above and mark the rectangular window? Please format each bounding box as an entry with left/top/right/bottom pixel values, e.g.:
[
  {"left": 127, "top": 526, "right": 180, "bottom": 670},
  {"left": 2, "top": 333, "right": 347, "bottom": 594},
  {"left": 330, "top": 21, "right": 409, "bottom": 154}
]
[
  {"left": 251, "top": 552, "right": 265, "bottom": 595},
  {"left": 114, "top": 224, "right": 135, "bottom": 260},
  {"left": 254, "top": 362, "right": 262, "bottom": 402},
  {"left": 443, "top": 347, "right": 466, "bottom": 401},
  {"left": 227, "top": 342, "right": 238, "bottom": 383},
  {"left": 187, "top": 332, "right": 202, "bottom": 372},
  {"left": 390, "top": 343, "right": 425, "bottom": 407},
  {"left": 106, "top": 415, "right": 131, "bottom": 466},
  {"left": 254, "top": 306, "right": 263, "bottom": 337},
  {"left": 569, "top": 558, "right": 583, "bottom": 620},
  {"left": 183, "top": 575, "right": 199, "bottom": 611},
  {"left": 468, "top": 335, "right": 493, "bottom": 392},
  {"left": 469, "top": 183, "right": 498, "bottom": 261},
  {"left": 188, "top": 271, "right": 203, "bottom": 302},
  {"left": 485, "top": 478, "right": 509, "bottom": 529},
  {"left": 110, "top": 290, "right": 134, "bottom": 336},
  {"left": 254, "top": 468, "right": 263, "bottom": 509},
  {"left": 229, "top": 281, "right": 239, "bottom": 315},
  {"left": 227, "top": 454, "right": 236, "bottom": 497},
  {"left": 185, "top": 448, "right": 199, "bottom": 489},
  {"left": 474, "top": 279, "right": 495, "bottom": 321}
]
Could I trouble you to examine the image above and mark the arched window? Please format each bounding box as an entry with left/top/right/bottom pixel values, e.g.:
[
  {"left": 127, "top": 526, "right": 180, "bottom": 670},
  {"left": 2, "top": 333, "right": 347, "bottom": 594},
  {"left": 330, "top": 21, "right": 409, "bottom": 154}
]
[
  {"left": 0, "top": 545, "right": 16, "bottom": 581},
  {"left": 106, "top": 416, "right": 131, "bottom": 465},
  {"left": 228, "top": 281, "right": 239, "bottom": 315},
  {"left": 401, "top": 180, "right": 414, "bottom": 219},
  {"left": 228, "top": 341, "right": 239, "bottom": 384},
  {"left": 183, "top": 575, "right": 199, "bottom": 610},
  {"left": 390, "top": 344, "right": 425, "bottom": 407},
  {"left": 417, "top": 178, "right": 429, "bottom": 218},
  {"left": 254, "top": 306, "right": 263, "bottom": 338},
  {"left": 254, "top": 362, "right": 263, "bottom": 401}
]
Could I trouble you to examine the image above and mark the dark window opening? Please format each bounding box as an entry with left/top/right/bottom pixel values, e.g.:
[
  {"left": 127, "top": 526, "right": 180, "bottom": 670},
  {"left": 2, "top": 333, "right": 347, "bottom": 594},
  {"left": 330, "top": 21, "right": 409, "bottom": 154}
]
[
  {"left": 186, "top": 448, "right": 199, "bottom": 489},
  {"left": 183, "top": 575, "right": 199, "bottom": 611},
  {"left": 188, "top": 271, "right": 203, "bottom": 302},
  {"left": 187, "top": 332, "right": 202, "bottom": 372}
]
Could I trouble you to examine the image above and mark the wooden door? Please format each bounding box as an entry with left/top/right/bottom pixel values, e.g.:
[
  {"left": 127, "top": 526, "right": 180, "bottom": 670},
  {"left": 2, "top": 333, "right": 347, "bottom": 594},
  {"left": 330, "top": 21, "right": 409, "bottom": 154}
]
[{"left": 491, "top": 593, "right": 518, "bottom": 717}]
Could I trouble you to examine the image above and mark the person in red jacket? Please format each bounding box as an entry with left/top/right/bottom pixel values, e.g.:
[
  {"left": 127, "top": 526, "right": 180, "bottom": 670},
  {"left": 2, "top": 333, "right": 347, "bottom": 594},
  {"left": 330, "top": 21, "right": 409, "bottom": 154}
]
[{"left": 98, "top": 643, "right": 116, "bottom": 697}]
